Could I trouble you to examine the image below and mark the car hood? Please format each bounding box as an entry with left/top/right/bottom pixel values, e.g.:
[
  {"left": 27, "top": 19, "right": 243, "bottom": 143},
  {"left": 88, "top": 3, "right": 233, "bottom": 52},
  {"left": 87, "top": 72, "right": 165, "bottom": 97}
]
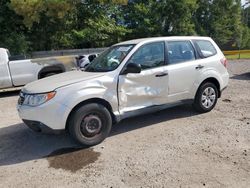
[{"left": 22, "top": 71, "right": 106, "bottom": 93}]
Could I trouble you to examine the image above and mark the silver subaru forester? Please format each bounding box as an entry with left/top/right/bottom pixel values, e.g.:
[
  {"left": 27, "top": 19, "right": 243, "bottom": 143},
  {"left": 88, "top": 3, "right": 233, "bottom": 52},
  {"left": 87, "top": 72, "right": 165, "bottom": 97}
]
[{"left": 17, "top": 36, "right": 229, "bottom": 146}]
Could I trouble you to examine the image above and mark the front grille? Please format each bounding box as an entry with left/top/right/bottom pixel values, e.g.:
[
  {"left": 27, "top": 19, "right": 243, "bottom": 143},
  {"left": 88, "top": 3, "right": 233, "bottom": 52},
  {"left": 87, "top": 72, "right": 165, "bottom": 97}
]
[{"left": 18, "top": 92, "right": 25, "bottom": 105}]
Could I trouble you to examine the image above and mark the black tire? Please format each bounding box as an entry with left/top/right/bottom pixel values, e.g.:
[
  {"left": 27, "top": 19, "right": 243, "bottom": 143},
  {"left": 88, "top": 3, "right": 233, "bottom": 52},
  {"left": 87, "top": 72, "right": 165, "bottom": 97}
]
[
  {"left": 68, "top": 103, "right": 112, "bottom": 146},
  {"left": 193, "top": 82, "right": 218, "bottom": 113}
]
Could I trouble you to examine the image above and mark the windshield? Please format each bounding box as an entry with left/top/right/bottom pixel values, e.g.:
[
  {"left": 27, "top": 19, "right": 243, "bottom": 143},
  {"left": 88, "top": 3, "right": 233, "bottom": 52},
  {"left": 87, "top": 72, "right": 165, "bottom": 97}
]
[{"left": 85, "top": 44, "right": 135, "bottom": 72}]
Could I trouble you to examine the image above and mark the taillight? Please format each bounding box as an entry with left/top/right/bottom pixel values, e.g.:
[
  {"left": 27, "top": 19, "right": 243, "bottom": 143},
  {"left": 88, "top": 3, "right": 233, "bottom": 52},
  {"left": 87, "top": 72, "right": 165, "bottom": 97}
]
[{"left": 220, "top": 57, "right": 228, "bottom": 68}]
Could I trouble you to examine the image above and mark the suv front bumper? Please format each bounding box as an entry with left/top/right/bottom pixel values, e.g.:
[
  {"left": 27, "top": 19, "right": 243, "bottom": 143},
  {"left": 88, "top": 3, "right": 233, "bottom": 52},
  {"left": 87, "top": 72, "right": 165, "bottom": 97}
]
[
  {"left": 17, "top": 100, "right": 71, "bottom": 132},
  {"left": 22, "top": 119, "right": 63, "bottom": 134}
]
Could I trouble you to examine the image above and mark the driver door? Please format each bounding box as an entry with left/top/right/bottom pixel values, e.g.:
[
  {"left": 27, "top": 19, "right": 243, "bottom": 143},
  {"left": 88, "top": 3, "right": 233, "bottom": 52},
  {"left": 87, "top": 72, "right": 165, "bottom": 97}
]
[{"left": 118, "top": 41, "right": 169, "bottom": 114}]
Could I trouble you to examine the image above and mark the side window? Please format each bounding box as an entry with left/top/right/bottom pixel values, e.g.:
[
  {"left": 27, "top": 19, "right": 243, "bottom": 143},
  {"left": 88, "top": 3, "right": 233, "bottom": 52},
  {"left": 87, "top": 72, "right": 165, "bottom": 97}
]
[
  {"left": 88, "top": 55, "right": 96, "bottom": 62},
  {"left": 127, "top": 42, "right": 165, "bottom": 70},
  {"left": 167, "top": 41, "right": 196, "bottom": 64},
  {"left": 195, "top": 40, "right": 217, "bottom": 58}
]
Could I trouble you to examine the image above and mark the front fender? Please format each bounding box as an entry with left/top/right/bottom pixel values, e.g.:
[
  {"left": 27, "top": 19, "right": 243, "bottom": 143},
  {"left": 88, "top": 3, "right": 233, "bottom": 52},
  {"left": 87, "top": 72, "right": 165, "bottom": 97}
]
[{"left": 54, "top": 77, "right": 119, "bottom": 126}]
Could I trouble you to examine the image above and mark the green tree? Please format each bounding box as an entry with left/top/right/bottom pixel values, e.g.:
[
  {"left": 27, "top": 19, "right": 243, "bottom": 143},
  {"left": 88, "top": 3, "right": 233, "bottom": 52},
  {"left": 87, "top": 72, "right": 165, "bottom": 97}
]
[
  {"left": 0, "top": 0, "right": 28, "bottom": 54},
  {"left": 122, "top": 0, "right": 197, "bottom": 40},
  {"left": 59, "top": 1, "right": 130, "bottom": 48},
  {"left": 9, "top": 0, "right": 129, "bottom": 50},
  {"left": 195, "top": 0, "right": 243, "bottom": 49},
  {"left": 156, "top": 0, "right": 198, "bottom": 36},
  {"left": 1, "top": 0, "right": 248, "bottom": 54},
  {"left": 10, "top": 0, "right": 75, "bottom": 51}
]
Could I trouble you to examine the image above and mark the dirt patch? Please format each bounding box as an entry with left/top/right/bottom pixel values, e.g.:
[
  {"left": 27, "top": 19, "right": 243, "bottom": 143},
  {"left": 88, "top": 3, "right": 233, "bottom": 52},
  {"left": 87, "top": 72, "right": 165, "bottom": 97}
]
[
  {"left": 239, "top": 117, "right": 250, "bottom": 122},
  {"left": 222, "top": 99, "right": 232, "bottom": 103},
  {"left": 47, "top": 147, "right": 100, "bottom": 173},
  {"left": 0, "top": 60, "right": 250, "bottom": 187}
]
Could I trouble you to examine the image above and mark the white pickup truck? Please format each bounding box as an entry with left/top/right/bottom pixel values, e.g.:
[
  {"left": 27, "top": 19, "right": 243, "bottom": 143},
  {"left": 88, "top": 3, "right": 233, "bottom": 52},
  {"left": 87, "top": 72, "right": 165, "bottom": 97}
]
[{"left": 0, "top": 48, "right": 79, "bottom": 91}]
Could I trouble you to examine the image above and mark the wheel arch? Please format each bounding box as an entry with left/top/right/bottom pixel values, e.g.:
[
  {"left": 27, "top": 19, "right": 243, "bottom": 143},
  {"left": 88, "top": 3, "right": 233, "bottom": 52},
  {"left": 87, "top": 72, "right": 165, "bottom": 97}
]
[
  {"left": 65, "top": 98, "right": 116, "bottom": 131},
  {"left": 38, "top": 64, "right": 65, "bottom": 79},
  {"left": 196, "top": 77, "right": 221, "bottom": 98}
]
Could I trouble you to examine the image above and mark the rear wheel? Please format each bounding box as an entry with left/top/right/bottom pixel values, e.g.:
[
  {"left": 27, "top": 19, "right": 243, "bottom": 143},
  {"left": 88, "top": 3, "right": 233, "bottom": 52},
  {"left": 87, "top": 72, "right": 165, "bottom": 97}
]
[
  {"left": 193, "top": 82, "right": 218, "bottom": 113},
  {"left": 68, "top": 103, "right": 112, "bottom": 146}
]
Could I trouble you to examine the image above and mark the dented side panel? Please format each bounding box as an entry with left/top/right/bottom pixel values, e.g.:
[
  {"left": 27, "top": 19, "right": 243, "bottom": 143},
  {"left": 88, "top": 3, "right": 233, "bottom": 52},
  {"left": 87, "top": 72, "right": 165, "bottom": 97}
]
[
  {"left": 118, "top": 66, "right": 169, "bottom": 114},
  {"left": 51, "top": 73, "right": 119, "bottom": 129}
]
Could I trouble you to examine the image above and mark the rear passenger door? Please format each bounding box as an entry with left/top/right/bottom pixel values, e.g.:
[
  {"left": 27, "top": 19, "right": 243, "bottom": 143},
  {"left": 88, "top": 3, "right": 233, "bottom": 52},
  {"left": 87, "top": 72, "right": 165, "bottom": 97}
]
[{"left": 166, "top": 40, "right": 202, "bottom": 102}]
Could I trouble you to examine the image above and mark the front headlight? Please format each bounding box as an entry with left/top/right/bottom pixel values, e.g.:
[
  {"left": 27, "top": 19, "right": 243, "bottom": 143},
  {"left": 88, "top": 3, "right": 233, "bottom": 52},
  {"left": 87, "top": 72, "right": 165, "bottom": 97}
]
[{"left": 22, "top": 92, "right": 56, "bottom": 107}]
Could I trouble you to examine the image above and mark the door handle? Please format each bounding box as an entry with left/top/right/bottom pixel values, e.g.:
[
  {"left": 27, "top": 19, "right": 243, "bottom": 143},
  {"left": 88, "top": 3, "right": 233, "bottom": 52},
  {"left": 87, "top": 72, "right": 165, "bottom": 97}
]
[
  {"left": 155, "top": 72, "right": 168, "bottom": 77},
  {"left": 195, "top": 65, "right": 204, "bottom": 70}
]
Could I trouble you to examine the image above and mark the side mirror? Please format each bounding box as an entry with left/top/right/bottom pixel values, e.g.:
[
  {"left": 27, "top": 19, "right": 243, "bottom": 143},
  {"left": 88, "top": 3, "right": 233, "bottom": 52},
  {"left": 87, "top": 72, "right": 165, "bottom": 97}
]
[{"left": 121, "top": 63, "right": 141, "bottom": 75}]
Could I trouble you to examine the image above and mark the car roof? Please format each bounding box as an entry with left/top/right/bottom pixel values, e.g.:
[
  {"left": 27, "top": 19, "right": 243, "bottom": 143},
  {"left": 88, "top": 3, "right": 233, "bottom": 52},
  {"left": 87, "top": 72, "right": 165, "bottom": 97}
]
[{"left": 114, "top": 36, "right": 212, "bottom": 46}]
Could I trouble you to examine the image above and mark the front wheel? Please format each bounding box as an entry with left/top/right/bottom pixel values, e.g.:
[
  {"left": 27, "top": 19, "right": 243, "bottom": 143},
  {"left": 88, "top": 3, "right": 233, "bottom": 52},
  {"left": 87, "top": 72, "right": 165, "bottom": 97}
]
[
  {"left": 68, "top": 103, "right": 112, "bottom": 146},
  {"left": 193, "top": 82, "right": 218, "bottom": 113}
]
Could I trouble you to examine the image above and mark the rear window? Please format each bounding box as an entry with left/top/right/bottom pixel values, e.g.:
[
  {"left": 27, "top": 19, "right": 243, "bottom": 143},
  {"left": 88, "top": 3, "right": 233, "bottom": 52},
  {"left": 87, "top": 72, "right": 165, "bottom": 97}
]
[
  {"left": 195, "top": 40, "right": 217, "bottom": 58},
  {"left": 167, "top": 41, "right": 196, "bottom": 64}
]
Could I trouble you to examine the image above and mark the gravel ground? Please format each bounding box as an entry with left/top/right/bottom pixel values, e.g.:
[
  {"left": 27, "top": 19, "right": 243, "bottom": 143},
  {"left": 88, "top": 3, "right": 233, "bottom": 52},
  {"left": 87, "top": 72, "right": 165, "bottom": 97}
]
[{"left": 0, "top": 60, "right": 249, "bottom": 188}]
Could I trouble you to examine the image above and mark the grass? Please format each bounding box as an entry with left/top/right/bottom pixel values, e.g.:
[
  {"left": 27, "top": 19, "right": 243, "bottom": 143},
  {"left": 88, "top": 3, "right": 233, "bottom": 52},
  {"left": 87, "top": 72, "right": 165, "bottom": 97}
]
[{"left": 225, "top": 53, "right": 250, "bottom": 60}]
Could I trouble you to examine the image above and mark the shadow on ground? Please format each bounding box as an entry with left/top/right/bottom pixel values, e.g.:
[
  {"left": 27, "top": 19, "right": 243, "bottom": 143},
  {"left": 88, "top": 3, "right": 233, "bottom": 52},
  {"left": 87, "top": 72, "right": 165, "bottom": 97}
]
[
  {"left": 0, "top": 105, "right": 198, "bottom": 166},
  {"left": 231, "top": 72, "right": 250, "bottom": 80},
  {"left": 0, "top": 91, "right": 20, "bottom": 98}
]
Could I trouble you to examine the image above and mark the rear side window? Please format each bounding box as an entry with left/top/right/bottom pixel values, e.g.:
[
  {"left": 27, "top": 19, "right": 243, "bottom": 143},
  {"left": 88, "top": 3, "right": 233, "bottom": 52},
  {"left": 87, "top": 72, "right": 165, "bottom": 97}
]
[
  {"left": 195, "top": 40, "right": 217, "bottom": 58},
  {"left": 167, "top": 41, "right": 196, "bottom": 64}
]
